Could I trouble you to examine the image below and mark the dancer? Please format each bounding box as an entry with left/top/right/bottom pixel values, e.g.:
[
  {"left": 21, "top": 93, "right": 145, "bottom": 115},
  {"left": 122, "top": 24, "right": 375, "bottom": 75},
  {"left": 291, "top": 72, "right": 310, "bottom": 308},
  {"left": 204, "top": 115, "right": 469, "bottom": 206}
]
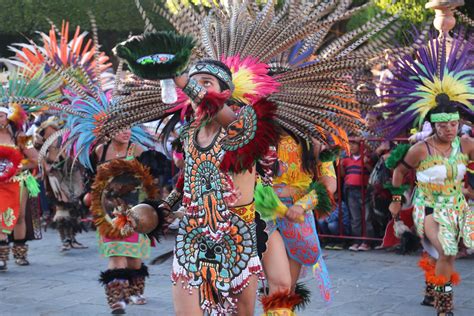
[
  {"left": 92, "top": 131, "right": 152, "bottom": 314},
  {"left": 256, "top": 135, "right": 336, "bottom": 314},
  {"left": 0, "top": 70, "right": 57, "bottom": 270},
  {"left": 37, "top": 116, "right": 88, "bottom": 251},
  {"left": 384, "top": 35, "right": 474, "bottom": 316}
]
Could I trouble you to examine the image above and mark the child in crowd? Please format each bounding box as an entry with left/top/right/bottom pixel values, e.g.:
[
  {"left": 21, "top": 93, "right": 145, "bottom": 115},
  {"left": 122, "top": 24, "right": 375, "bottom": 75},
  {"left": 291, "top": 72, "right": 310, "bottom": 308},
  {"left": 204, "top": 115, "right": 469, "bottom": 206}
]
[{"left": 341, "top": 136, "right": 374, "bottom": 251}]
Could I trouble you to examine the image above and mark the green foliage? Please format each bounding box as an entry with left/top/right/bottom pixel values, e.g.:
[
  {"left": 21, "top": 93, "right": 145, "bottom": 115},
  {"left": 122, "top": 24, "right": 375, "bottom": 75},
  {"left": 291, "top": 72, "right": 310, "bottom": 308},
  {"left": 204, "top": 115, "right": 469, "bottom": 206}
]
[
  {"left": 0, "top": 0, "right": 171, "bottom": 59},
  {"left": 375, "top": 0, "right": 432, "bottom": 24},
  {"left": 346, "top": 0, "right": 434, "bottom": 44}
]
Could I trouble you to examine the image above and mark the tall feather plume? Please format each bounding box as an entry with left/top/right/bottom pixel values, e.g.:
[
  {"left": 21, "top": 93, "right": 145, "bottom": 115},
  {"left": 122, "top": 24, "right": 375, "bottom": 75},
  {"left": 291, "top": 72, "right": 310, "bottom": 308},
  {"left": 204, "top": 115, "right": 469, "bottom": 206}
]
[
  {"left": 135, "top": 0, "right": 158, "bottom": 33},
  {"left": 38, "top": 127, "right": 70, "bottom": 166},
  {"left": 87, "top": 11, "right": 102, "bottom": 93}
]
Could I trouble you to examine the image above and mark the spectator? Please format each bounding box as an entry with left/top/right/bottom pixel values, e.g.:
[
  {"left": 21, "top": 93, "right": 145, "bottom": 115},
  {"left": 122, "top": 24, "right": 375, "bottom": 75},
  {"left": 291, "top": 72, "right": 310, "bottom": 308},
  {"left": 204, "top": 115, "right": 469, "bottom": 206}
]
[
  {"left": 317, "top": 197, "right": 351, "bottom": 250},
  {"left": 341, "top": 136, "right": 375, "bottom": 251}
]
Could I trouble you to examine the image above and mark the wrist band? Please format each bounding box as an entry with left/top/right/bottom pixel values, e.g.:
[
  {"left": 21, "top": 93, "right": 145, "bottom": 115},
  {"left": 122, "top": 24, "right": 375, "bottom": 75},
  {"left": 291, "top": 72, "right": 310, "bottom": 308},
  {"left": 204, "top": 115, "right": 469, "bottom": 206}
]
[
  {"left": 183, "top": 78, "right": 207, "bottom": 104},
  {"left": 392, "top": 195, "right": 402, "bottom": 203}
]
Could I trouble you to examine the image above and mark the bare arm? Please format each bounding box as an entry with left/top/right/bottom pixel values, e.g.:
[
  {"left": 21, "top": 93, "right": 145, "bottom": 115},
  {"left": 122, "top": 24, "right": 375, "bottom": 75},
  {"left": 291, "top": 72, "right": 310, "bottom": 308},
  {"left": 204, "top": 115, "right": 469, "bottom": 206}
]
[
  {"left": 18, "top": 134, "right": 38, "bottom": 170},
  {"left": 174, "top": 74, "right": 236, "bottom": 127},
  {"left": 389, "top": 142, "right": 426, "bottom": 216}
]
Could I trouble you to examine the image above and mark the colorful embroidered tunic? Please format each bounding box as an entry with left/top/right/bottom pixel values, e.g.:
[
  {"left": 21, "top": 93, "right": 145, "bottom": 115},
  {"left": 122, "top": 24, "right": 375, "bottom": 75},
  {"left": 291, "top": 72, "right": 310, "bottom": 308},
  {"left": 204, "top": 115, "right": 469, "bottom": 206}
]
[
  {"left": 413, "top": 137, "right": 474, "bottom": 256},
  {"left": 270, "top": 135, "right": 333, "bottom": 302},
  {"left": 172, "top": 116, "right": 263, "bottom": 315}
]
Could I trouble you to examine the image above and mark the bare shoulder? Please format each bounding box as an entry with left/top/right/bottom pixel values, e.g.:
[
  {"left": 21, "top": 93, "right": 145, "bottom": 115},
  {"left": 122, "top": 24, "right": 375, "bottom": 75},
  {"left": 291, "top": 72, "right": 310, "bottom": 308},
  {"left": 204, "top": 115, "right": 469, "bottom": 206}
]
[
  {"left": 405, "top": 140, "right": 428, "bottom": 166},
  {"left": 461, "top": 135, "right": 474, "bottom": 150}
]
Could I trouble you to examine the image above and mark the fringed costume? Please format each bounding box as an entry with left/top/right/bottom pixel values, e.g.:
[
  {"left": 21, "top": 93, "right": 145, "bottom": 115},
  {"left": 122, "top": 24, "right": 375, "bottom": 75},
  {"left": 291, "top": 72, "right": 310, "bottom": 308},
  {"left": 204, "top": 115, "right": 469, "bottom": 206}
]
[
  {"left": 37, "top": 117, "right": 88, "bottom": 251},
  {"left": 382, "top": 32, "right": 474, "bottom": 316}
]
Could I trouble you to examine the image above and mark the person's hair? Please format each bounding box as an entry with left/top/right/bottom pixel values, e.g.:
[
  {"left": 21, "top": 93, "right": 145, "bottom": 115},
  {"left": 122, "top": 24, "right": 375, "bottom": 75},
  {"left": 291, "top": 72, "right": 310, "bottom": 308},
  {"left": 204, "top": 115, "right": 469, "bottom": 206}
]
[
  {"left": 195, "top": 59, "right": 233, "bottom": 91},
  {"left": 426, "top": 93, "right": 458, "bottom": 123}
]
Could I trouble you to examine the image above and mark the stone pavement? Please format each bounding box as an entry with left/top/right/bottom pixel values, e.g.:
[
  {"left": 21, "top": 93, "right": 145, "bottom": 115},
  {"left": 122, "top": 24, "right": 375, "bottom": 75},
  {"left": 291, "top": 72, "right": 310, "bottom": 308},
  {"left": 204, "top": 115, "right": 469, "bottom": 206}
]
[{"left": 0, "top": 229, "right": 473, "bottom": 316}]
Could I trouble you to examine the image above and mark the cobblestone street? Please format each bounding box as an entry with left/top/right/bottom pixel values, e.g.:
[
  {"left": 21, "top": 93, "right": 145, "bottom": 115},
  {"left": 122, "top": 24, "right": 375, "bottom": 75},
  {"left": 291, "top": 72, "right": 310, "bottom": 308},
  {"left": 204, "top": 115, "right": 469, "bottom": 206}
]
[{"left": 1, "top": 229, "right": 473, "bottom": 315}]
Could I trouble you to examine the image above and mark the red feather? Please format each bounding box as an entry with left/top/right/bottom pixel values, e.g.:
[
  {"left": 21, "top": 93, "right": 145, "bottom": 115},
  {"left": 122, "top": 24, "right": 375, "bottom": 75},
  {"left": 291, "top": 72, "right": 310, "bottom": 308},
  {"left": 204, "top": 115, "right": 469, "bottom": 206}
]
[
  {"left": 260, "top": 290, "right": 302, "bottom": 311},
  {"left": 0, "top": 145, "right": 23, "bottom": 182},
  {"left": 195, "top": 90, "right": 231, "bottom": 124},
  {"left": 220, "top": 99, "right": 279, "bottom": 173},
  {"left": 175, "top": 171, "right": 184, "bottom": 192}
]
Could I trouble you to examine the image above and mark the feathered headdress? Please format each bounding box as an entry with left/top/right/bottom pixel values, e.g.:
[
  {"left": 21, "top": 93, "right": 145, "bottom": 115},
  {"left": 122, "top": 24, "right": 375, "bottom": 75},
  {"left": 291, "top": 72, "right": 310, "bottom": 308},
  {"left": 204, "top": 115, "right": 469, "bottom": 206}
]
[
  {"left": 8, "top": 17, "right": 153, "bottom": 170},
  {"left": 99, "top": 0, "right": 405, "bottom": 150},
  {"left": 9, "top": 20, "right": 112, "bottom": 88},
  {"left": 381, "top": 32, "right": 474, "bottom": 138},
  {"left": 0, "top": 68, "right": 61, "bottom": 128}
]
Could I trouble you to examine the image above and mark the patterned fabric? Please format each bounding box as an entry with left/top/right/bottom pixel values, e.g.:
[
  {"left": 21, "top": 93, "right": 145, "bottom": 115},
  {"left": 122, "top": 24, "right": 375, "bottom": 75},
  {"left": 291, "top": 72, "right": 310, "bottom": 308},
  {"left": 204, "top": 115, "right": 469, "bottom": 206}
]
[
  {"left": 174, "top": 118, "right": 259, "bottom": 314},
  {"left": 277, "top": 197, "right": 321, "bottom": 266},
  {"left": 189, "top": 63, "right": 234, "bottom": 91},
  {"left": 413, "top": 137, "right": 474, "bottom": 255},
  {"left": 98, "top": 232, "right": 150, "bottom": 259},
  {"left": 0, "top": 182, "right": 20, "bottom": 234},
  {"left": 221, "top": 106, "right": 258, "bottom": 152},
  {"left": 317, "top": 161, "right": 336, "bottom": 179},
  {"left": 294, "top": 191, "right": 319, "bottom": 212},
  {"left": 274, "top": 136, "right": 312, "bottom": 189}
]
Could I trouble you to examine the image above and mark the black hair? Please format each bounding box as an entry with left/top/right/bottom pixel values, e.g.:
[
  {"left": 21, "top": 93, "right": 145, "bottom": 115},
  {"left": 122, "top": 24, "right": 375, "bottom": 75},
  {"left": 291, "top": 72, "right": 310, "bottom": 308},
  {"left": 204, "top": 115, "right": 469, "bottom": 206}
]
[
  {"left": 194, "top": 59, "right": 233, "bottom": 91},
  {"left": 429, "top": 93, "right": 458, "bottom": 116},
  {"left": 426, "top": 94, "right": 460, "bottom": 135}
]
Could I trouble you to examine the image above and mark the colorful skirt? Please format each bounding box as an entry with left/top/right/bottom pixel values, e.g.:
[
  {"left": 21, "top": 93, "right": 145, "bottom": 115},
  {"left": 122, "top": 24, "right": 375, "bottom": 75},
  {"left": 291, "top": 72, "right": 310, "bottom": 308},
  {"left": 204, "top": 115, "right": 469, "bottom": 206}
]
[
  {"left": 172, "top": 202, "right": 263, "bottom": 314},
  {"left": 98, "top": 232, "right": 150, "bottom": 259},
  {"left": 414, "top": 199, "right": 474, "bottom": 256},
  {"left": 0, "top": 181, "right": 21, "bottom": 234}
]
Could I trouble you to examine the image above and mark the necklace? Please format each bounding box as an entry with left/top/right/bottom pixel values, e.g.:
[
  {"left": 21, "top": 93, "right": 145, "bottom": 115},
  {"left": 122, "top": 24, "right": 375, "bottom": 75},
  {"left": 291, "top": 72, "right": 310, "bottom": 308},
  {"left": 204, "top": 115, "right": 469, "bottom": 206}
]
[
  {"left": 430, "top": 136, "right": 452, "bottom": 158},
  {"left": 111, "top": 143, "right": 126, "bottom": 158}
]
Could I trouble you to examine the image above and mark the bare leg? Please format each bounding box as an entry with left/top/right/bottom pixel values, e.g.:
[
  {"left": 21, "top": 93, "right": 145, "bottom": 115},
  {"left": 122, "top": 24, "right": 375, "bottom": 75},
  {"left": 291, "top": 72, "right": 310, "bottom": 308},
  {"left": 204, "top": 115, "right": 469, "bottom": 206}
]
[
  {"left": 13, "top": 189, "right": 28, "bottom": 240},
  {"left": 424, "top": 215, "right": 456, "bottom": 279},
  {"left": 172, "top": 277, "right": 203, "bottom": 316},
  {"left": 262, "top": 231, "right": 292, "bottom": 294},
  {"left": 126, "top": 257, "right": 142, "bottom": 270},
  {"left": 289, "top": 257, "right": 302, "bottom": 291},
  {"left": 108, "top": 256, "right": 128, "bottom": 269},
  {"left": 232, "top": 274, "right": 259, "bottom": 316},
  {"left": 424, "top": 214, "right": 456, "bottom": 315}
]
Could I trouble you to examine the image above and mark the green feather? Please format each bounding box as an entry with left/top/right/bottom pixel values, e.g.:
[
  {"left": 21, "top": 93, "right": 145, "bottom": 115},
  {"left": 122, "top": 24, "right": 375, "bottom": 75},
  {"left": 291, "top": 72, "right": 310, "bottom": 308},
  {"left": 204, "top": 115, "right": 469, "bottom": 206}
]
[
  {"left": 309, "top": 181, "right": 332, "bottom": 217},
  {"left": 319, "top": 147, "right": 341, "bottom": 162},
  {"left": 385, "top": 144, "right": 410, "bottom": 169},
  {"left": 383, "top": 183, "right": 410, "bottom": 195},
  {"left": 114, "top": 31, "right": 195, "bottom": 80},
  {"left": 254, "top": 183, "right": 285, "bottom": 221},
  {"left": 25, "top": 173, "right": 40, "bottom": 197}
]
